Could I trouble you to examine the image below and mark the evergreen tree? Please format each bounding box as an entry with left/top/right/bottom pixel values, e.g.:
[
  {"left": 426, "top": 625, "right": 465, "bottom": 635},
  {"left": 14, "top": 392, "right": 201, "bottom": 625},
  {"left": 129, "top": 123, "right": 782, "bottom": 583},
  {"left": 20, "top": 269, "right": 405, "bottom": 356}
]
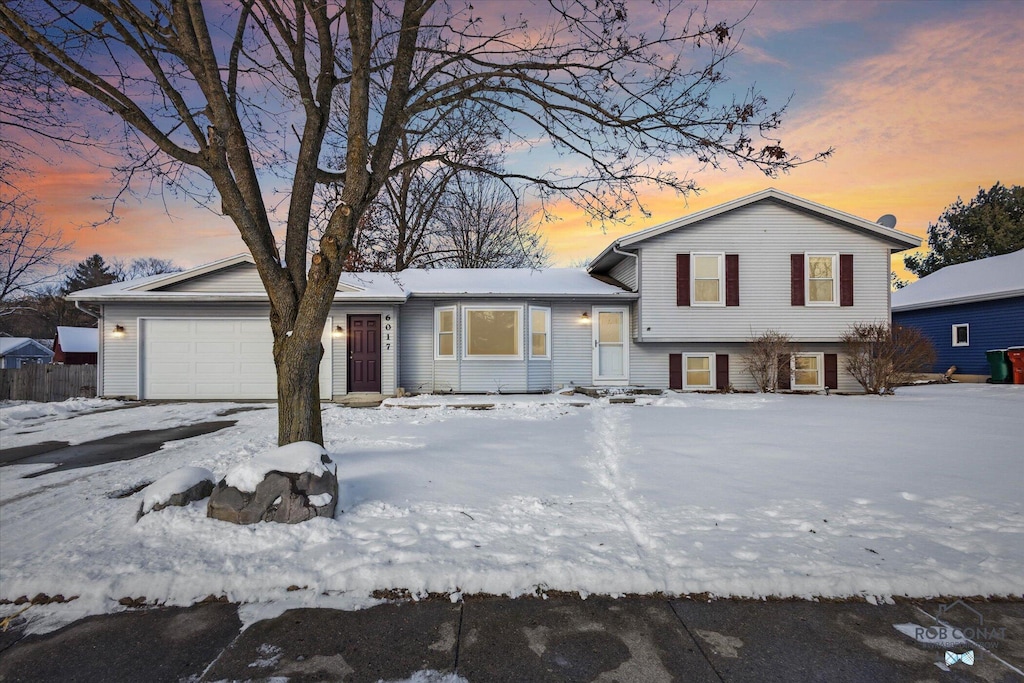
[
  {"left": 905, "top": 183, "right": 1024, "bottom": 278},
  {"left": 63, "top": 254, "right": 117, "bottom": 294}
]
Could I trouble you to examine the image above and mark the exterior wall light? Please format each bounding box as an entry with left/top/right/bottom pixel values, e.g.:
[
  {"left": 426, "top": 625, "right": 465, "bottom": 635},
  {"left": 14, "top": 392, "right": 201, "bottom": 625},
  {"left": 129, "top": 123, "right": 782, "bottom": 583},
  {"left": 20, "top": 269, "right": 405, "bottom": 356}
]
[
  {"left": 112, "top": 325, "right": 126, "bottom": 338},
  {"left": 579, "top": 312, "right": 591, "bottom": 324},
  {"left": 332, "top": 325, "right": 345, "bottom": 338}
]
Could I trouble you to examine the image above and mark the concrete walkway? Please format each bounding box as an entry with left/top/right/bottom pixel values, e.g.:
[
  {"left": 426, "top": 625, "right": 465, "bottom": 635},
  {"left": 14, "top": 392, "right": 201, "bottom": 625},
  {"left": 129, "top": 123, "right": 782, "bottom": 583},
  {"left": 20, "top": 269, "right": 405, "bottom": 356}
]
[{"left": 0, "top": 597, "right": 1020, "bottom": 682}]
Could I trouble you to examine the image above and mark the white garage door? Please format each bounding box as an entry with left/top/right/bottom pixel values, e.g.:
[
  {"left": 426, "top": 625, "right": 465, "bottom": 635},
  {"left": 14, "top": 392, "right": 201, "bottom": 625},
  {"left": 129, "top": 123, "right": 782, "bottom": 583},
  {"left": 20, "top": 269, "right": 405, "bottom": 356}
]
[{"left": 141, "top": 318, "right": 331, "bottom": 399}]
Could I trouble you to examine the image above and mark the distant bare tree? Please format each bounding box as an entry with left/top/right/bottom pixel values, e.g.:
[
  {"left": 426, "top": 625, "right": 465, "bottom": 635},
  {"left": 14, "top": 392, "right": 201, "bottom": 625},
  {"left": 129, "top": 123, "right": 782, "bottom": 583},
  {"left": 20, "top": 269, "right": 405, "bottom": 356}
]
[
  {"left": 0, "top": 191, "right": 70, "bottom": 310},
  {"left": 437, "top": 174, "right": 549, "bottom": 268},
  {"left": 112, "top": 257, "right": 182, "bottom": 281}
]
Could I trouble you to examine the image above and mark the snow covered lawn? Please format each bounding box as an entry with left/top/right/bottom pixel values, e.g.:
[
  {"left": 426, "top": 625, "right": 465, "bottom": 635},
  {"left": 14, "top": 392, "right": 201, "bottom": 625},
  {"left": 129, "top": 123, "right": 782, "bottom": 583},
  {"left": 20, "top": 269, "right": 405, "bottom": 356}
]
[{"left": 1, "top": 385, "right": 1022, "bottom": 634}]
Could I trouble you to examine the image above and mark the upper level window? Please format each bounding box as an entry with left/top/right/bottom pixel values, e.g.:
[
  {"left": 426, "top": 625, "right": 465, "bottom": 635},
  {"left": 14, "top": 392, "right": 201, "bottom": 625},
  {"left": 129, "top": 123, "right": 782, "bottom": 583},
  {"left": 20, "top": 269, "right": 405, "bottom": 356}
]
[
  {"left": 434, "top": 306, "right": 455, "bottom": 359},
  {"left": 464, "top": 306, "right": 522, "bottom": 359},
  {"left": 806, "top": 253, "right": 838, "bottom": 305},
  {"left": 952, "top": 323, "right": 969, "bottom": 347},
  {"left": 692, "top": 253, "right": 724, "bottom": 305},
  {"left": 529, "top": 306, "right": 550, "bottom": 359}
]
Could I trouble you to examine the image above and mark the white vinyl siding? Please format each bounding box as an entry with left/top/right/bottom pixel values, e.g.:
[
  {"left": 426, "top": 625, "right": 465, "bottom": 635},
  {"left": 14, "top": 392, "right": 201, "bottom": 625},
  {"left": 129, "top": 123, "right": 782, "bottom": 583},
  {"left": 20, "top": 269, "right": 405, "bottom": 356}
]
[
  {"left": 154, "top": 263, "right": 265, "bottom": 293},
  {"left": 608, "top": 257, "right": 638, "bottom": 291},
  {"left": 634, "top": 200, "right": 892, "bottom": 341}
]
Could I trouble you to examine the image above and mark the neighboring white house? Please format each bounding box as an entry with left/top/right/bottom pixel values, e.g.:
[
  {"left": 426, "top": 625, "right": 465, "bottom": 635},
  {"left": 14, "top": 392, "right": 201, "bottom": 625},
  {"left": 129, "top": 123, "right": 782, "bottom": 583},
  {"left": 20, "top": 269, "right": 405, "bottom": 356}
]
[
  {"left": 67, "top": 189, "right": 920, "bottom": 399},
  {"left": 0, "top": 337, "right": 55, "bottom": 369}
]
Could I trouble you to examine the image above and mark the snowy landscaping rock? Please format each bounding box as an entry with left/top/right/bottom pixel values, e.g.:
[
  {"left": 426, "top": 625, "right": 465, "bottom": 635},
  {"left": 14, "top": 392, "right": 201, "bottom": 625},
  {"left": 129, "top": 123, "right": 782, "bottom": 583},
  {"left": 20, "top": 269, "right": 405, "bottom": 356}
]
[
  {"left": 207, "top": 442, "right": 338, "bottom": 525},
  {"left": 137, "top": 466, "right": 216, "bottom": 520}
]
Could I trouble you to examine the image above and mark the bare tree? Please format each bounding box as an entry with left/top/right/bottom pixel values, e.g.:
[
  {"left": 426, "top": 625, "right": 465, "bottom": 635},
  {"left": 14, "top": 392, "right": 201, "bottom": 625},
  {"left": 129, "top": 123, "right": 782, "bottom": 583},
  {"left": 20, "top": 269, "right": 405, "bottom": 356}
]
[
  {"left": 0, "top": 191, "right": 71, "bottom": 310},
  {"left": 437, "top": 173, "right": 549, "bottom": 268},
  {"left": 111, "top": 257, "right": 182, "bottom": 281},
  {"left": 745, "top": 329, "right": 792, "bottom": 392},
  {"left": 1, "top": 1, "right": 829, "bottom": 445},
  {"left": 842, "top": 323, "right": 936, "bottom": 395}
]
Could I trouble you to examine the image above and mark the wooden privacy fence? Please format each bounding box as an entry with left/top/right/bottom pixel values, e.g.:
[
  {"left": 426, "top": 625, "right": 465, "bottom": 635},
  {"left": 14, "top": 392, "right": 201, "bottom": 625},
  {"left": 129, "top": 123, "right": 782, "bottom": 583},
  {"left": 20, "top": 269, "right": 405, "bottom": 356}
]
[{"left": 0, "top": 364, "right": 97, "bottom": 402}]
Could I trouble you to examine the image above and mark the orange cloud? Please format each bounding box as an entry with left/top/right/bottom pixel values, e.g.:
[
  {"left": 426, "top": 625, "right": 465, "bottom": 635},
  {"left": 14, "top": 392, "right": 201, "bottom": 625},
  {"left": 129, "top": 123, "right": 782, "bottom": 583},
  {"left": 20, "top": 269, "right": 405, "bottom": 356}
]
[{"left": 546, "top": 8, "right": 1024, "bottom": 284}]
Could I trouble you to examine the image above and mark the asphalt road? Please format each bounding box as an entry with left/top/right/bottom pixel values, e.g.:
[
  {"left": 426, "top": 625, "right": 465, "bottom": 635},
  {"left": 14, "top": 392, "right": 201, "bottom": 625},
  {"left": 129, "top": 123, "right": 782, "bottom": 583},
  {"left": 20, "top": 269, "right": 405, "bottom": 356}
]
[{"left": 1, "top": 597, "right": 1021, "bottom": 682}]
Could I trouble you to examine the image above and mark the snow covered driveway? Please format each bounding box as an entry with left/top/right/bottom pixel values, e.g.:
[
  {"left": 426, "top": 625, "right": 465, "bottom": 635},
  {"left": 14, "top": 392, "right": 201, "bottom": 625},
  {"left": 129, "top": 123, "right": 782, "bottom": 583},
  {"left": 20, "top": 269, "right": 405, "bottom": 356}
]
[{"left": 1, "top": 385, "right": 1022, "bottom": 633}]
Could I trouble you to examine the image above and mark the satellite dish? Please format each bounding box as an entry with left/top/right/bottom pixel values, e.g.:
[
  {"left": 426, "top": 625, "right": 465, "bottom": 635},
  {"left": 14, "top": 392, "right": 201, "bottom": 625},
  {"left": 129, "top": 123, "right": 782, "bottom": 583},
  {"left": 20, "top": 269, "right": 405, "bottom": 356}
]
[{"left": 877, "top": 214, "right": 898, "bottom": 229}]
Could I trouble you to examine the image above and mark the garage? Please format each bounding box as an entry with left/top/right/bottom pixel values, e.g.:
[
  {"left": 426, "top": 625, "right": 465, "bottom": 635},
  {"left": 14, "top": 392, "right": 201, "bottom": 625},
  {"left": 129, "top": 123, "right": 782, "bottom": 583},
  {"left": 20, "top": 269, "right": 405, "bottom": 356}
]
[{"left": 140, "top": 318, "right": 331, "bottom": 399}]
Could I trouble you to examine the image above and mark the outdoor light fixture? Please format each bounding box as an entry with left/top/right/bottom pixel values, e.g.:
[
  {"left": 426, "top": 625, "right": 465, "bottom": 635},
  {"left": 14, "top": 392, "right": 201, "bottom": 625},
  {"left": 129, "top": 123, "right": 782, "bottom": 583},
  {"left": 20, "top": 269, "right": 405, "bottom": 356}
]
[
  {"left": 112, "top": 325, "right": 126, "bottom": 338},
  {"left": 332, "top": 325, "right": 345, "bottom": 338},
  {"left": 579, "top": 312, "right": 591, "bottom": 324}
]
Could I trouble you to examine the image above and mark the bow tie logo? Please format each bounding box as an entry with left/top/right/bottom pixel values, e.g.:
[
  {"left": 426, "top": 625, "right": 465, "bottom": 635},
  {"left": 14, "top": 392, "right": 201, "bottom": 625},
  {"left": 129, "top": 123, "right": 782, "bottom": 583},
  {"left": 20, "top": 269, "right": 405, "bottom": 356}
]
[{"left": 945, "top": 650, "right": 975, "bottom": 666}]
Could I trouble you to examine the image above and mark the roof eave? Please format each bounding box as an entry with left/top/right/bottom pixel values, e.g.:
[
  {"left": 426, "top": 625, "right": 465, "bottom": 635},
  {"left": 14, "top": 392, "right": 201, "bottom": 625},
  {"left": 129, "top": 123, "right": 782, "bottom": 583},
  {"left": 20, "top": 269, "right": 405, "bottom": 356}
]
[{"left": 893, "top": 289, "right": 1024, "bottom": 312}]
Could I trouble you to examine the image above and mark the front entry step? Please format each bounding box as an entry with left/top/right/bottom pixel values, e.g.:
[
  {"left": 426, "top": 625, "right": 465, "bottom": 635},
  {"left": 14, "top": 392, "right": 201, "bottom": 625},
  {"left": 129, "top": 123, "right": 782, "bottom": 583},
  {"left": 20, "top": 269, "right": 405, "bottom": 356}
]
[{"left": 336, "top": 393, "right": 386, "bottom": 408}]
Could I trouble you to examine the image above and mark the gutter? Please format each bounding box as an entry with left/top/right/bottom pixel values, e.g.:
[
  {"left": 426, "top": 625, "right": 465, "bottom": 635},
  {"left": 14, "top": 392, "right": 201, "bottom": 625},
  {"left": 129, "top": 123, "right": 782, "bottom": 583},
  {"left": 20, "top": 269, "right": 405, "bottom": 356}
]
[{"left": 75, "top": 301, "right": 101, "bottom": 319}]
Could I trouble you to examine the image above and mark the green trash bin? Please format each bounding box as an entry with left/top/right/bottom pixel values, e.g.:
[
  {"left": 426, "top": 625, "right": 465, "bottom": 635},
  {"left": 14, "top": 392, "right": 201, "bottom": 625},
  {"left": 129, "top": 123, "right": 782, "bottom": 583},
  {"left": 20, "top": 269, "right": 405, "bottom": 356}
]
[{"left": 986, "top": 349, "right": 1011, "bottom": 383}]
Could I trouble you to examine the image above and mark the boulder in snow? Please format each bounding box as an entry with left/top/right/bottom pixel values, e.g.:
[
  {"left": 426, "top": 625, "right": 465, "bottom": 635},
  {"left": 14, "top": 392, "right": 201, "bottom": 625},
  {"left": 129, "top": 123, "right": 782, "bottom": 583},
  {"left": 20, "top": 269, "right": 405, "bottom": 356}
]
[
  {"left": 206, "top": 442, "right": 338, "bottom": 525},
  {"left": 137, "top": 466, "right": 216, "bottom": 520}
]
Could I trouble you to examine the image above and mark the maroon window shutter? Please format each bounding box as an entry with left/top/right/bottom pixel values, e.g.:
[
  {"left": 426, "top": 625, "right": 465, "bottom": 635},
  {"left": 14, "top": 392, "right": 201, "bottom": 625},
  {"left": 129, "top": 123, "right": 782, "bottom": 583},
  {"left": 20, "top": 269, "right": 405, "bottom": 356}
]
[
  {"left": 790, "top": 254, "right": 804, "bottom": 306},
  {"left": 676, "top": 254, "right": 690, "bottom": 306},
  {"left": 669, "top": 354, "right": 682, "bottom": 390},
  {"left": 840, "top": 254, "right": 854, "bottom": 306},
  {"left": 825, "top": 353, "right": 839, "bottom": 390},
  {"left": 716, "top": 354, "right": 730, "bottom": 390},
  {"left": 777, "top": 354, "right": 791, "bottom": 390},
  {"left": 725, "top": 254, "right": 739, "bottom": 306}
]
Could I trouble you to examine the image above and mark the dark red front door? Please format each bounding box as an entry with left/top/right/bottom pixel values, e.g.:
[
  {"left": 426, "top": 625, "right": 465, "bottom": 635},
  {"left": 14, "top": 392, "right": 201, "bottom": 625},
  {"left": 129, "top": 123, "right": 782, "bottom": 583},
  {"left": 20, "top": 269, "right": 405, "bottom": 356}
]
[{"left": 348, "top": 315, "right": 382, "bottom": 392}]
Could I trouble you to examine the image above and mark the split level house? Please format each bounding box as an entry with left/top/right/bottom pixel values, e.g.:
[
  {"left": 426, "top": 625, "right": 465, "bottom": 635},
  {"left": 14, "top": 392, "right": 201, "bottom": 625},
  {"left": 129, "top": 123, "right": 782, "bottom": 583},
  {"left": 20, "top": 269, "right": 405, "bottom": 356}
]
[{"left": 67, "top": 189, "right": 920, "bottom": 400}]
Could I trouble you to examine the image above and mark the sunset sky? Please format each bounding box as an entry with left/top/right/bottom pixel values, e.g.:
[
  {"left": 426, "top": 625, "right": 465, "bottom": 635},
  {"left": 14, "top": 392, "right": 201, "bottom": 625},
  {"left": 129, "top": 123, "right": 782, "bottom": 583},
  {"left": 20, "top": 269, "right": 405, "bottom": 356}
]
[{"left": 13, "top": 0, "right": 1024, "bottom": 282}]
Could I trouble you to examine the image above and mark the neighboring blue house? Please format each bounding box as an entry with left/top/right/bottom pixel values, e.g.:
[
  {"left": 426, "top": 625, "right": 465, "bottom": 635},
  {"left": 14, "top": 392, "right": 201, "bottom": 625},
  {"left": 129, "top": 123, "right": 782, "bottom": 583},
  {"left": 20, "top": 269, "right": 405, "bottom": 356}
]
[
  {"left": 892, "top": 249, "right": 1024, "bottom": 376},
  {"left": 0, "top": 337, "right": 54, "bottom": 369}
]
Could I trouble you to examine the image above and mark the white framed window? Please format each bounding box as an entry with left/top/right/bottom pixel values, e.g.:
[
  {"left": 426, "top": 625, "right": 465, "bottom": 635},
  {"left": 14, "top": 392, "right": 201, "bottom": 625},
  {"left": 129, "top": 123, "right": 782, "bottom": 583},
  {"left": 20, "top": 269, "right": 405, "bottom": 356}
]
[
  {"left": 463, "top": 306, "right": 522, "bottom": 359},
  {"left": 806, "top": 253, "right": 838, "bottom": 306},
  {"left": 529, "top": 306, "right": 551, "bottom": 359},
  {"left": 683, "top": 353, "right": 715, "bottom": 389},
  {"left": 792, "top": 353, "right": 824, "bottom": 390},
  {"left": 952, "top": 323, "right": 969, "bottom": 347},
  {"left": 692, "top": 253, "right": 724, "bottom": 306},
  {"left": 434, "top": 306, "right": 456, "bottom": 359}
]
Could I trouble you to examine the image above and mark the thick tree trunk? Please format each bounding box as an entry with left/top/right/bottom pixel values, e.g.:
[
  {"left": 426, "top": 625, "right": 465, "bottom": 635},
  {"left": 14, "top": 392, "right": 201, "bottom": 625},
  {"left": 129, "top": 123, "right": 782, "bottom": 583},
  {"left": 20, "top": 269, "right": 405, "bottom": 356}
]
[{"left": 275, "top": 337, "right": 325, "bottom": 446}]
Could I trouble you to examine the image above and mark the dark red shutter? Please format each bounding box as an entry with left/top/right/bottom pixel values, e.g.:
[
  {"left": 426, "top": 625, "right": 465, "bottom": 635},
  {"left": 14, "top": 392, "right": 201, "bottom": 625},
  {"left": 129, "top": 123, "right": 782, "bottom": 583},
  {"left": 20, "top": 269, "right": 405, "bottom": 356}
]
[
  {"left": 676, "top": 254, "right": 690, "bottom": 306},
  {"left": 825, "top": 353, "right": 839, "bottom": 389},
  {"left": 725, "top": 254, "right": 739, "bottom": 306},
  {"left": 840, "top": 254, "right": 854, "bottom": 306},
  {"left": 716, "top": 353, "right": 730, "bottom": 390},
  {"left": 777, "top": 354, "right": 791, "bottom": 390},
  {"left": 790, "top": 254, "right": 804, "bottom": 306},
  {"left": 669, "top": 354, "right": 682, "bottom": 390}
]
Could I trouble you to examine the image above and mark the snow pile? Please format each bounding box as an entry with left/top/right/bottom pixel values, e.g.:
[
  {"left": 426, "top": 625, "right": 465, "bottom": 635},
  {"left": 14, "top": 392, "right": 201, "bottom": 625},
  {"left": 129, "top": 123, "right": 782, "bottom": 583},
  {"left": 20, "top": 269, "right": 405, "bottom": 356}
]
[
  {"left": 224, "top": 441, "right": 331, "bottom": 492},
  {"left": 0, "top": 398, "right": 118, "bottom": 430},
  {"left": 1, "top": 385, "right": 1022, "bottom": 635},
  {"left": 140, "top": 466, "right": 216, "bottom": 514}
]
